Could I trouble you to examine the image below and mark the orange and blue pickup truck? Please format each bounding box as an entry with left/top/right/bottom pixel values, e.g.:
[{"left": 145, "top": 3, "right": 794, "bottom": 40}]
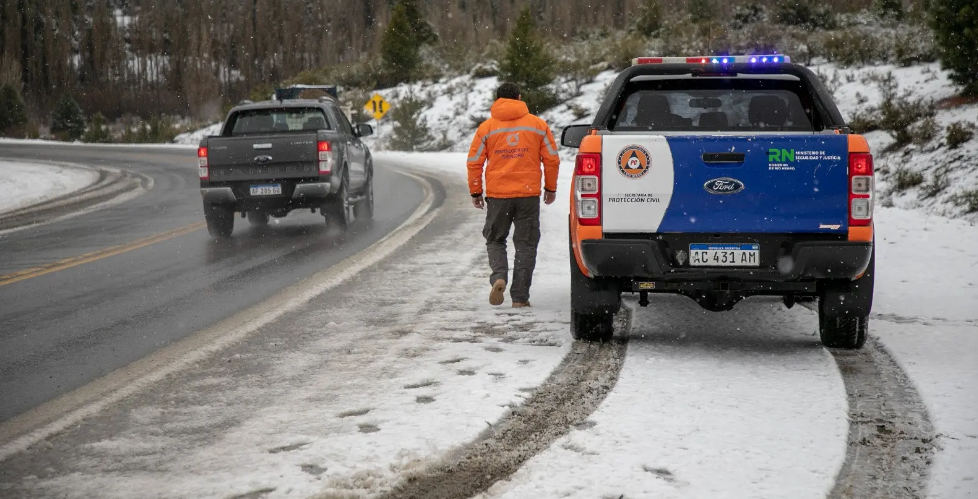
[{"left": 561, "top": 55, "right": 875, "bottom": 349}]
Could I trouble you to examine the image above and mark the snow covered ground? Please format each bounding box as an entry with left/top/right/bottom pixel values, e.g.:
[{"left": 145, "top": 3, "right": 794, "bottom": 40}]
[{"left": 0, "top": 161, "right": 99, "bottom": 214}]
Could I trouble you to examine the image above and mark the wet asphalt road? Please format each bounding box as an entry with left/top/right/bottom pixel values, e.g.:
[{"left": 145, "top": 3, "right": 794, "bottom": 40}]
[{"left": 0, "top": 143, "right": 425, "bottom": 422}]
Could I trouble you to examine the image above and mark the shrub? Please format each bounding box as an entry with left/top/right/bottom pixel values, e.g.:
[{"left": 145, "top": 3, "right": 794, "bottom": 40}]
[
  {"left": 120, "top": 116, "right": 179, "bottom": 143},
  {"left": 953, "top": 189, "right": 978, "bottom": 213},
  {"left": 910, "top": 116, "right": 938, "bottom": 146},
  {"left": 0, "top": 84, "right": 28, "bottom": 136},
  {"left": 921, "top": 170, "right": 951, "bottom": 199},
  {"left": 386, "top": 96, "right": 440, "bottom": 152},
  {"left": 499, "top": 8, "right": 558, "bottom": 114},
  {"left": 604, "top": 33, "right": 648, "bottom": 72},
  {"left": 894, "top": 24, "right": 938, "bottom": 67},
  {"left": 688, "top": 0, "right": 715, "bottom": 23},
  {"left": 875, "top": 73, "right": 935, "bottom": 147},
  {"left": 775, "top": 0, "right": 837, "bottom": 30},
  {"left": 82, "top": 112, "right": 113, "bottom": 143},
  {"left": 51, "top": 94, "right": 86, "bottom": 141},
  {"left": 891, "top": 167, "right": 925, "bottom": 192},
  {"left": 945, "top": 121, "right": 975, "bottom": 149},
  {"left": 847, "top": 108, "right": 881, "bottom": 134},
  {"left": 929, "top": 0, "right": 978, "bottom": 96},
  {"left": 822, "top": 30, "right": 884, "bottom": 67},
  {"left": 874, "top": 0, "right": 904, "bottom": 21}
]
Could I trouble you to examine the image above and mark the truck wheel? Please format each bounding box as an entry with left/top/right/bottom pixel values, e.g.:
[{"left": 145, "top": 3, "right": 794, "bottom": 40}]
[
  {"left": 354, "top": 170, "right": 374, "bottom": 221},
  {"left": 570, "top": 310, "right": 614, "bottom": 342},
  {"left": 817, "top": 245, "right": 874, "bottom": 350},
  {"left": 325, "top": 173, "right": 352, "bottom": 230},
  {"left": 247, "top": 211, "right": 269, "bottom": 227},
  {"left": 204, "top": 204, "right": 234, "bottom": 238}
]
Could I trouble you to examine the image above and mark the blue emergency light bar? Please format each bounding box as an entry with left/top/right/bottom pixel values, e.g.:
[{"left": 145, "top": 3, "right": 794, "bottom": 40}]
[{"left": 632, "top": 55, "right": 790, "bottom": 66}]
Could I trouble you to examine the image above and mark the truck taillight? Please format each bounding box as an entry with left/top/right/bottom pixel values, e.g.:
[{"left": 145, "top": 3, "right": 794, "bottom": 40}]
[
  {"left": 318, "top": 141, "right": 332, "bottom": 174},
  {"left": 197, "top": 146, "right": 209, "bottom": 180},
  {"left": 848, "top": 153, "right": 874, "bottom": 226},
  {"left": 575, "top": 153, "right": 601, "bottom": 226}
]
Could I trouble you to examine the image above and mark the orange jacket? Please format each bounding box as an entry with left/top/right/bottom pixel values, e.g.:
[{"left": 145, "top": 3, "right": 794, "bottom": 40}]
[{"left": 467, "top": 99, "right": 560, "bottom": 198}]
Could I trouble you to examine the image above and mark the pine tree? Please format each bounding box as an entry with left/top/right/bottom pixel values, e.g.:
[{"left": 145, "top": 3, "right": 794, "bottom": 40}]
[
  {"left": 633, "top": 0, "right": 663, "bottom": 37},
  {"left": 930, "top": 0, "right": 978, "bottom": 96},
  {"left": 400, "top": 0, "right": 438, "bottom": 46},
  {"left": 874, "top": 0, "right": 904, "bottom": 21},
  {"left": 0, "top": 84, "right": 28, "bottom": 135},
  {"left": 386, "top": 97, "right": 438, "bottom": 152},
  {"left": 82, "top": 112, "right": 114, "bottom": 143},
  {"left": 51, "top": 94, "right": 86, "bottom": 141},
  {"left": 381, "top": 2, "right": 421, "bottom": 85},
  {"left": 498, "top": 8, "right": 557, "bottom": 114}
]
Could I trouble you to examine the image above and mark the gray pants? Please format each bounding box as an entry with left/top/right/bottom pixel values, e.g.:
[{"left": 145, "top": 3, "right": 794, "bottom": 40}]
[{"left": 483, "top": 197, "right": 541, "bottom": 303}]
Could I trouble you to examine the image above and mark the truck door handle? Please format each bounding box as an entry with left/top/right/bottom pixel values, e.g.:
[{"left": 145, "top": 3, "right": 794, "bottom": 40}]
[{"left": 702, "top": 152, "right": 745, "bottom": 163}]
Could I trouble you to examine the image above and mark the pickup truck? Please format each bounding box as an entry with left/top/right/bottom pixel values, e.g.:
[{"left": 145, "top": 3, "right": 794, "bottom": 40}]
[
  {"left": 562, "top": 55, "right": 875, "bottom": 350},
  {"left": 197, "top": 96, "right": 374, "bottom": 237}
]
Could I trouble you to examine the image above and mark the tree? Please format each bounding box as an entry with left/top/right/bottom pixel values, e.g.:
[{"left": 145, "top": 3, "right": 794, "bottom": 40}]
[
  {"left": 401, "top": 0, "right": 438, "bottom": 45},
  {"left": 633, "top": 0, "right": 663, "bottom": 37},
  {"left": 498, "top": 8, "right": 557, "bottom": 114},
  {"left": 51, "top": 94, "right": 86, "bottom": 141},
  {"left": 874, "top": 0, "right": 904, "bottom": 21},
  {"left": 386, "top": 96, "right": 441, "bottom": 151},
  {"left": 82, "top": 112, "right": 114, "bottom": 143},
  {"left": 930, "top": 0, "right": 978, "bottom": 96},
  {"left": 0, "top": 84, "right": 28, "bottom": 136},
  {"left": 381, "top": 2, "right": 421, "bottom": 85}
]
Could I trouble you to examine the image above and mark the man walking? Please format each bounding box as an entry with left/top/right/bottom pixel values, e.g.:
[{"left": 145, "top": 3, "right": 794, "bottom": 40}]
[{"left": 467, "top": 83, "right": 560, "bottom": 308}]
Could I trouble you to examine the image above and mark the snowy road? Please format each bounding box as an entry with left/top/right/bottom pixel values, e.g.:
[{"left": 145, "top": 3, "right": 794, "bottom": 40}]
[
  {"left": 0, "top": 160, "right": 99, "bottom": 214},
  {"left": 0, "top": 150, "right": 974, "bottom": 498}
]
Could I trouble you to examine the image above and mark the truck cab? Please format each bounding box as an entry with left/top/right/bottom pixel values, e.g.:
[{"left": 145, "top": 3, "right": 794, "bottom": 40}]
[{"left": 562, "top": 55, "right": 875, "bottom": 349}]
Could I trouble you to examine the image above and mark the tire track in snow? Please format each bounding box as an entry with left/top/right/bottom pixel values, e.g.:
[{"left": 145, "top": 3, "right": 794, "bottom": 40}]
[
  {"left": 377, "top": 311, "right": 631, "bottom": 499},
  {"left": 829, "top": 337, "right": 937, "bottom": 498}
]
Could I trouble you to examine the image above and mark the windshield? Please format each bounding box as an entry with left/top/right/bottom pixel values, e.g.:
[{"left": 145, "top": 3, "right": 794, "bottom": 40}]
[
  {"left": 225, "top": 107, "right": 331, "bottom": 136},
  {"left": 612, "top": 79, "right": 816, "bottom": 132}
]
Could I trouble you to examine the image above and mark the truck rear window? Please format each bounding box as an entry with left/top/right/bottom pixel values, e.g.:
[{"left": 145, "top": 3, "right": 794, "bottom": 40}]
[
  {"left": 226, "top": 108, "right": 331, "bottom": 136},
  {"left": 611, "top": 78, "right": 816, "bottom": 132}
]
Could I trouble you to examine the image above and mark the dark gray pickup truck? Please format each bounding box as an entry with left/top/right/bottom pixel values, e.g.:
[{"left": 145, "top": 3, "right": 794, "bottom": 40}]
[{"left": 197, "top": 97, "right": 374, "bottom": 237}]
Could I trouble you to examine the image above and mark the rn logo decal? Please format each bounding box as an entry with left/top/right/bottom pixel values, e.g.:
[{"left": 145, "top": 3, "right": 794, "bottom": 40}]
[
  {"left": 616, "top": 145, "right": 652, "bottom": 179},
  {"left": 704, "top": 177, "right": 745, "bottom": 195}
]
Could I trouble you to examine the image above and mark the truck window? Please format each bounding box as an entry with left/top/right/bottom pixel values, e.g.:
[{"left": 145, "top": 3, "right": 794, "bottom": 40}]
[
  {"left": 225, "top": 108, "right": 332, "bottom": 136},
  {"left": 611, "top": 78, "right": 817, "bottom": 132}
]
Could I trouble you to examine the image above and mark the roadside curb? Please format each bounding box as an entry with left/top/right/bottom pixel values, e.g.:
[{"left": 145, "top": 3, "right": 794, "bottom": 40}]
[{"left": 0, "top": 161, "right": 151, "bottom": 232}]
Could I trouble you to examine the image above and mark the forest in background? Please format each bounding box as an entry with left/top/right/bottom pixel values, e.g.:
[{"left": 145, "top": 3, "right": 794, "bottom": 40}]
[{"left": 1, "top": 0, "right": 890, "bottom": 124}]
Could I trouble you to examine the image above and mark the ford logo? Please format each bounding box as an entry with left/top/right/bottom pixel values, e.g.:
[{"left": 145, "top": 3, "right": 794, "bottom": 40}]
[
  {"left": 254, "top": 155, "right": 273, "bottom": 164},
  {"left": 704, "top": 177, "right": 745, "bottom": 195}
]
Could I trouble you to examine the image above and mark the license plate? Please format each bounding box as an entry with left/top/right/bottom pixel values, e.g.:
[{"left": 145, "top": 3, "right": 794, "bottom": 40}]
[
  {"left": 689, "top": 243, "right": 760, "bottom": 267},
  {"left": 250, "top": 184, "right": 282, "bottom": 196}
]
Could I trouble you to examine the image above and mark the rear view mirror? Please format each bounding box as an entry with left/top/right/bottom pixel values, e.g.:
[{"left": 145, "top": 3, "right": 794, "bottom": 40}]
[
  {"left": 357, "top": 124, "right": 374, "bottom": 137},
  {"left": 561, "top": 125, "right": 590, "bottom": 148},
  {"left": 689, "top": 97, "right": 723, "bottom": 109}
]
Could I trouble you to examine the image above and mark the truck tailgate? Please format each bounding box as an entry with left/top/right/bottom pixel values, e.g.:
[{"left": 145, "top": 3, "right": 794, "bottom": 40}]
[
  {"left": 206, "top": 134, "right": 319, "bottom": 181},
  {"left": 601, "top": 134, "right": 849, "bottom": 234}
]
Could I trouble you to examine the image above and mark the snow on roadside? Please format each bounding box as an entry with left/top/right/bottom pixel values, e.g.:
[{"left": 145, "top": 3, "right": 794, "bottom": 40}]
[
  {"left": 0, "top": 161, "right": 99, "bottom": 214},
  {"left": 173, "top": 122, "right": 222, "bottom": 145},
  {"left": 870, "top": 208, "right": 978, "bottom": 499}
]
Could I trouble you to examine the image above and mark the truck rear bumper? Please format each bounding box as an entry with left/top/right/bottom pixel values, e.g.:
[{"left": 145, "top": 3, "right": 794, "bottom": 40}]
[
  {"left": 200, "top": 181, "right": 334, "bottom": 206},
  {"left": 580, "top": 239, "right": 872, "bottom": 282}
]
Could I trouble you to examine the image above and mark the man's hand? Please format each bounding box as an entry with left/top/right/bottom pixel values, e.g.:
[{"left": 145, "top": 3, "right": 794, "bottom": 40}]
[
  {"left": 543, "top": 190, "right": 557, "bottom": 205},
  {"left": 472, "top": 195, "right": 485, "bottom": 210}
]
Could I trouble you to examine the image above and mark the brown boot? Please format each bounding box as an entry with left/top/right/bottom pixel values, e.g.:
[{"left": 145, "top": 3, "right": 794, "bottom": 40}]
[
  {"left": 489, "top": 279, "right": 506, "bottom": 306},
  {"left": 512, "top": 302, "right": 531, "bottom": 308}
]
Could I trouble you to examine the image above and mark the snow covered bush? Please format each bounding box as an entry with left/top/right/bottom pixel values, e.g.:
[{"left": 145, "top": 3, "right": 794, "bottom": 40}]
[
  {"left": 945, "top": 121, "right": 975, "bottom": 149},
  {"left": 51, "top": 94, "right": 86, "bottom": 141}
]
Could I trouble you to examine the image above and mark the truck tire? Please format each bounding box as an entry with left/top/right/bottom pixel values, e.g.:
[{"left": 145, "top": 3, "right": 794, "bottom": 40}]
[
  {"left": 354, "top": 169, "right": 374, "bottom": 221},
  {"left": 818, "top": 245, "right": 874, "bottom": 349},
  {"left": 247, "top": 211, "right": 269, "bottom": 227},
  {"left": 325, "top": 172, "right": 352, "bottom": 230},
  {"left": 569, "top": 226, "right": 620, "bottom": 342},
  {"left": 570, "top": 310, "right": 614, "bottom": 342},
  {"left": 204, "top": 204, "right": 234, "bottom": 238}
]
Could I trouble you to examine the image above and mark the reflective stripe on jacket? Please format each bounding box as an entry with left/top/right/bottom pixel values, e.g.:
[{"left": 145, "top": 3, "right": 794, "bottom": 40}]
[{"left": 467, "top": 99, "right": 560, "bottom": 198}]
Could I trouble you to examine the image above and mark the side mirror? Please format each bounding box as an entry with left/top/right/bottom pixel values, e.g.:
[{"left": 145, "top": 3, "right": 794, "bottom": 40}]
[
  {"left": 357, "top": 124, "right": 374, "bottom": 137},
  {"left": 561, "top": 125, "right": 591, "bottom": 148}
]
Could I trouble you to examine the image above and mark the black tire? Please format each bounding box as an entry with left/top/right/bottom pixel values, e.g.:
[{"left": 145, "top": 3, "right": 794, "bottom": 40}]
[
  {"left": 204, "top": 204, "right": 234, "bottom": 238},
  {"left": 570, "top": 310, "right": 614, "bottom": 342},
  {"left": 247, "top": 211, "right": 269, "bottom": 227},
  {"left": 354, "top": 169, "right": 374, "bottom": 221},
  {"left": 325, "top": 173, "right": 352, "bottom": 230},
  {"left": 819, "top": 310, "right": 868, "bottom": 349}
]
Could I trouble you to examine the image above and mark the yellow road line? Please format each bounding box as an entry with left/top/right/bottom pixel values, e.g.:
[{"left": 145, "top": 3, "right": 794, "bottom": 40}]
[{"left": 0, "top": 221, "right": 206, "bottom": 287}]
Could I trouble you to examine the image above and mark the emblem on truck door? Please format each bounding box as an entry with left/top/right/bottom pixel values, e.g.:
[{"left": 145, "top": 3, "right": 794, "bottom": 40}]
[
  {"left": 616, "top": 145, "right": 652, "bottom": 179},
  {"left": 704, "top": 177, "right": 745, "bottom": 194}
]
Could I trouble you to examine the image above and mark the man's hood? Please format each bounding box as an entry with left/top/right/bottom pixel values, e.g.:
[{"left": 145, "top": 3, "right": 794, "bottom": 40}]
[{"left": 490, "top": 99, "right": 529, "bottom": 121}]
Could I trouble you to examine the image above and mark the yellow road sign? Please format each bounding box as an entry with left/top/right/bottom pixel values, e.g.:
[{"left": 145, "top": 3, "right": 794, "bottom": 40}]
[{"left": 364, "top": 94, "right": 390, "bottom": 121}]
